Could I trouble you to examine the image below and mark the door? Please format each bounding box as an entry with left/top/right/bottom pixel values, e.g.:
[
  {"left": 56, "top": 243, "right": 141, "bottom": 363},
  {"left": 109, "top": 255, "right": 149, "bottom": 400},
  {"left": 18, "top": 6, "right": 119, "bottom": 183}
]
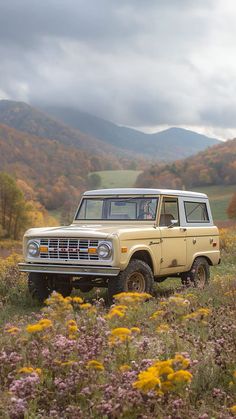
[{"left": 159, "top": 196, "right": 187, "bottom": 274}]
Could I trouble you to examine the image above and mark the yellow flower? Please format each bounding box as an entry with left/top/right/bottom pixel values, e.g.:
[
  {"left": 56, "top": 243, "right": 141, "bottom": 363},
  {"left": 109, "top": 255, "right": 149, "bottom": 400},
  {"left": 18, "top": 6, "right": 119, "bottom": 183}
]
[
  {"left": 114, "top": 292, "right": 152, "bottom": 304},
  {"left": 109, "top": 327, "right": 132, "bottom": 345},
  {"left": 183, "top": 307, "right": 211, "bottom": 322},
  {"left": 106, "top": 307, "right": 126, "bottom": 319},
  {"left": 167, "top": 370, "right": 192, "bottom": 383},
  {"left": 173, "top": 354, "right": 190, "bottom": 369},
  {"left": 80, "top": 303, "right": 92, "bottom": 310},
  {"left": 150, "top": 310, "right": 165, "bottom": 319},
  {"left": 87, "top": 360, "right": 104, "bottom": 371},
  {"left": 72, "top": 296, "right": 84, "bottom": 304},
  {"left": 66, "top": 320, "right": 78, "bottom": 334},
  {"left": 131, "top": 327, "right": 141, "bottom": 334},
  {"left": 38, "top": 318, "right": 53, "bottom": 329},
  {"left": 6, "top": 327, "right": 20, "bottom": 334},
  {"left": 18, "top": 367, "right": 42, "bottom": 376},
  {"left": 61, "top": 361, "right": 76, "bottom": 367},
  {"left": 26, "top": 323, "right": 43, "bottom": 333},
  {"left": 133, "top": 367, "right": 161, "bottom": 392},
  {"left": 156, "top": 323, "right": 170, "bottom": 333},
  {"left": 229, "top": 405, "right": 236, "bottom": 415}
]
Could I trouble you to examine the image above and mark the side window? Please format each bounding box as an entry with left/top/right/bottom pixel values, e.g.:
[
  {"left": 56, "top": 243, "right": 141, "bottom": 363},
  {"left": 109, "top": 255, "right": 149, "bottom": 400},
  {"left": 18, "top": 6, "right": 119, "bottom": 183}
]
[
  {"left": 184, "top": 201, "right": 209, "bottom": 223},
  {"left": 159, "top": 197, "right": 180, "bottom": 226}
]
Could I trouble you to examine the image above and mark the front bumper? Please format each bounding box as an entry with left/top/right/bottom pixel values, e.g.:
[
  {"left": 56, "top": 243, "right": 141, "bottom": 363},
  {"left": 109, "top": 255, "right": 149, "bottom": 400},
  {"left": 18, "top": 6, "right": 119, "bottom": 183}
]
[{"left": 18, "top": 263, "right": 120, "bottom": 277}]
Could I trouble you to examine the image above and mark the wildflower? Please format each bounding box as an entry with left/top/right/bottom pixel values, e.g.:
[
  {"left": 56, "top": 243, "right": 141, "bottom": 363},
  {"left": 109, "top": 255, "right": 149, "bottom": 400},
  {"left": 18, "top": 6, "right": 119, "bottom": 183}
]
[
  {"left": 26, "top": 323, "right": 43, "bottom": 333},
  {"left": 133, "top": 367, "right": 161, "bottom": 392},
  {"left": 106, "top": 308, "right": 125, "bottom": 319},
  {"left": 109, "top": 327, "right": 132, "bottom": 345},
  {"left": 150, "top": 310, "right": 165, "bottom": 319},
  {"left": 156, "top": 323, "right": 170, "bottom": 333},
  {"left": 131, "top": 327, "right": 141, "bottom": 334},
  {"left": 18, "top": 367, "right": 42, "bottom": 376},
  {"left": 173, "top": 354, "right": 190, "bottom": 369},
  {"left": 87, "top": 360, "right": 104, "bottom": 371},
  {"left": 38, "top": 318, "right": 53, "bottom": 329},
  {"left": 183, "top": 307, "right": 211, "bottom": 322},
  {"left": 114, "top": 292, "right": 152, "bottom": 304},
  {"left": 72, "top": 296, "right": 83, "bottom": 304},
  {"left": 167, "top": 370, "right": 192, "bottom": 383},
  {"left": 80, "top": 303, "right": 92, "bottom": 310},
  {"left": 6, "top": 327, "right": 20, "bottom": 334},
  {"left": 229, "top": 405, "right": 236, "bottom": 415},
  {"left": 169, "top": 296, "right": 190, "bottom": 306},
  {"left": 61, "top": 361, "right": 76, "bottom": 367}
]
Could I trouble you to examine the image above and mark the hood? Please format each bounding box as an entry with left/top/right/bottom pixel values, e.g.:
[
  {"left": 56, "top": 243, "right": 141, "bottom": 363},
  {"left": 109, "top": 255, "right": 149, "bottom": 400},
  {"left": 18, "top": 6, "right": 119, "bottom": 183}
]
[{"left": 25, "top": 223, "right": 156, "bottom": 240}]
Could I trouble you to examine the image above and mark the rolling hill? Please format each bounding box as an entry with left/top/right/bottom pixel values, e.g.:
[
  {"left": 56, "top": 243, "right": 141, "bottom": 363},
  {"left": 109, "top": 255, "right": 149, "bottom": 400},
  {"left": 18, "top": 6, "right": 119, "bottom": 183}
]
[
  {"left": 136, "top": 137, "right": 236, "bottom": 190},
  {"left": 0, "top": 123, "right": 121, "bottom": 211},
  {"left": 0, "top": 100, "right": 123, "bottom": 156},
  {"left": 42, "top": 104, "right": 221, "bottom": 160}
]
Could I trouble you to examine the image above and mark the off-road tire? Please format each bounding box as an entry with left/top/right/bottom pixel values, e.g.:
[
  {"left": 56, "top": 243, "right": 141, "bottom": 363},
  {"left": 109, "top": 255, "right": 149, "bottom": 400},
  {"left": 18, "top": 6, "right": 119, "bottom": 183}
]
[
  {"left": 28, "top": 273, "right": 72, "bottom": 303},
  {"left": 181, "top": 257, "right": 210, "bottom": 288},
  {"left": 107, "top": 259, "right": 154, "bottom": 304},
  {"left": 54, "top": 276, "right": 73, "bottom": 297},
  {"left": 78, "top": 284, "right": 94, "bottom": 293},
  {"left": 28, "top": 273, "right": 53, "bottom": 303}
]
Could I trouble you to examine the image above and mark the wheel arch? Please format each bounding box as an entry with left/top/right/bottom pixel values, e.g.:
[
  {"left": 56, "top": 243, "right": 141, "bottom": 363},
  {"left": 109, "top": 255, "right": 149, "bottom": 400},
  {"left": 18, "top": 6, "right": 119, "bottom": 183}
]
[
  {"left": 192, "top": 255, "right": 213, "bottom": 267},
  {"left": 130, "top": 249, "right": 154, "bottom": 273}
]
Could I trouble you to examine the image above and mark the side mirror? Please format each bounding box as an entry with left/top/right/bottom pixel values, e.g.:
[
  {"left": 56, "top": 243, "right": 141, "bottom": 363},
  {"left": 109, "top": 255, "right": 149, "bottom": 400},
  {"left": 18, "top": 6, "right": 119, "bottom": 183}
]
[{"left": 167, "top": 219, "right": 178, "bottom": 228}]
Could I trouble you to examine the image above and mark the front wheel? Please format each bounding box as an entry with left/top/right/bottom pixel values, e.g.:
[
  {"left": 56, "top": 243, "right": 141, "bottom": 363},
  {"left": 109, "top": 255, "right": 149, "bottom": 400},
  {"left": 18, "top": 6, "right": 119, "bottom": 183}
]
[
  {"left": 28, "top": 273, "right": 52, "bottom": 303},
  {"left": 181, "top": 257, "right": 210, "bottom": 289},
  {"left": 107, "top": 259, "right": 154, "bottom": 304},
  {"left": 28, "top": 273, "right": 72, "bottom": 303}
]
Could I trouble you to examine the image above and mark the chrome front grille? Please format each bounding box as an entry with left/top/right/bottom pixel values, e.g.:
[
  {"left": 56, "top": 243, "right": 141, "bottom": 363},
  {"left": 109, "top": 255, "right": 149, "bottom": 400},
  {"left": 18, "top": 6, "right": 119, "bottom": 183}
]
[{"left": 39, "top": 238, "right": 99, "bottom": 261}]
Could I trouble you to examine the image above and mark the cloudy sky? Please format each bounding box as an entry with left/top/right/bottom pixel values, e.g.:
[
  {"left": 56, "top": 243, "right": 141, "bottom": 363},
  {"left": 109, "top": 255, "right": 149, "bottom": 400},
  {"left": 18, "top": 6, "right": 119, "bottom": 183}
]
[{"left": 0, "top": 0, "right": 236, "bottom": 139}]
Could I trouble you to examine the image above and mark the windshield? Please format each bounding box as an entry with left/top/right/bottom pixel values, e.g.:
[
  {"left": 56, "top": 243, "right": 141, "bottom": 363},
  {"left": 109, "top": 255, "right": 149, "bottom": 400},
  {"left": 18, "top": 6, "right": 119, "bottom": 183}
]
[{"left": 76, "top": 197, "right": 159, "bottom": 221}]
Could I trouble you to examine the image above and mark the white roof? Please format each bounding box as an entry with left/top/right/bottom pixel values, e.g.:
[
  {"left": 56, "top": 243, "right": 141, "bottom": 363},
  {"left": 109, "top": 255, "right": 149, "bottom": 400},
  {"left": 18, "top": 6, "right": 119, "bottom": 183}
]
[{"left": 84, "top": 188, "right": 207, "bottom": 198}]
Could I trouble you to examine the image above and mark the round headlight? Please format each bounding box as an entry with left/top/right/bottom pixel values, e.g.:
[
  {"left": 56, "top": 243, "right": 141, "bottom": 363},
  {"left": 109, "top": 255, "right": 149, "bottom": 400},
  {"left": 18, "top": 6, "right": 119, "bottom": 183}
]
[
  {"left": 97, "top": 242, "right": 112, "bottom": 259},
  {"left": 27, "top": 241, "right": 39, "bottom": 257}
]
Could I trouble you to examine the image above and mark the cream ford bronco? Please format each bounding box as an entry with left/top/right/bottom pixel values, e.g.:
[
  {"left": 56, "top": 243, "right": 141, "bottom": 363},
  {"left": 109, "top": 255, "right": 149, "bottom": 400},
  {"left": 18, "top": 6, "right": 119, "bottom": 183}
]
[{"left": 19, "top": 188, "right": 220, "bottom": 302}]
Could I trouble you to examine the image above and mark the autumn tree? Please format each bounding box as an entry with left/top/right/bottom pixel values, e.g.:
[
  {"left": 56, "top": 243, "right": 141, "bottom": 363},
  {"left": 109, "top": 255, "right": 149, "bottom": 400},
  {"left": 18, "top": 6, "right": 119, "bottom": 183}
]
[
  {"left": 0, "top": 172, "right": 31, "bottom": 239},
  {"left": 227, "top": 193, "right": 236, "bottom": 219}
]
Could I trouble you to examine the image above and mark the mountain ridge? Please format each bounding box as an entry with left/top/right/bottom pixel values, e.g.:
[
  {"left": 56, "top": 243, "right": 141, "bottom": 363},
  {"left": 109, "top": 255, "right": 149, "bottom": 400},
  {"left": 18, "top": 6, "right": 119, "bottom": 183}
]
[{"left": 41, "top": 104, "right": 220, "bottom": 160}]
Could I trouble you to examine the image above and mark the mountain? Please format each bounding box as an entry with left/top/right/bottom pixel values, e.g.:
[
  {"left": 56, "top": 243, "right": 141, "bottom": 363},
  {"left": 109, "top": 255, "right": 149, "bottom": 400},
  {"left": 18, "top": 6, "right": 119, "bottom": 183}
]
[
  {"left": 0, "top": 100, "right": 122, "bottom": 156},
  {"left": 0, "top": 123, "right": 121, "bottom": 211},
  {"left": 136, "top": 138, "right": 236, "bottom": 189},
  {"left": 42, "top": 105, "right": 221, "bottom": 160}
]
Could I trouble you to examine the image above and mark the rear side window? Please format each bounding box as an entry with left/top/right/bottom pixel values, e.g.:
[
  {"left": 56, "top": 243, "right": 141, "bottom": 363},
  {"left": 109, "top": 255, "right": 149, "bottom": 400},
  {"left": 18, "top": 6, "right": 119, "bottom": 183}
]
[{"left": 184, "top": 201, "right": 209, "bottom": 223}]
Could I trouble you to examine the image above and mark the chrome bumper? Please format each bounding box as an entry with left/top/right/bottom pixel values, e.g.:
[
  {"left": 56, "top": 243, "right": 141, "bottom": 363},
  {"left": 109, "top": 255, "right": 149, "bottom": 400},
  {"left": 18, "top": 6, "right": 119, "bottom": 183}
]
[{"left": 18, "top": 263, "right": 120, "bottom": 277}]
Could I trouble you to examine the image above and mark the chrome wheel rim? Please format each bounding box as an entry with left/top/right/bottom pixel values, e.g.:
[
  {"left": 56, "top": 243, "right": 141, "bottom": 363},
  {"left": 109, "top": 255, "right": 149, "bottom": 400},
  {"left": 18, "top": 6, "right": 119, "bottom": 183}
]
[{"left": 125, "top": 272, "right": 146, "bottom": 292}]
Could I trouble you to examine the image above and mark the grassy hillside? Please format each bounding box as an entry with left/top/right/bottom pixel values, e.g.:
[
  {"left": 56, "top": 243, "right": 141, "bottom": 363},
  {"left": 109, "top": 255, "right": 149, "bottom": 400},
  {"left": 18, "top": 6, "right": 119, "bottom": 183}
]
[
  {"left": 88, "top": 170, "right": 142, "bottom": 188},
  {"left": 89, "top": 170, "right": 235, "bottom": 221},
  {"left": 0, "top": 229, "right": 235, "bottom": 417},
  {"left": 192, "top": 185, "right": 236, "bottom": 221},
  {"left": 136, "top": 138, "right": 236, "bottom": 192}
]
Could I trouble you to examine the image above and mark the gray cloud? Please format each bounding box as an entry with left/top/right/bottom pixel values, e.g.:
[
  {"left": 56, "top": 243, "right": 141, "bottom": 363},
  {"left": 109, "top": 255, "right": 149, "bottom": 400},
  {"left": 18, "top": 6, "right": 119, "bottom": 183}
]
[{"left": 0, "top": 0, "right": 235, "bottom": 138}]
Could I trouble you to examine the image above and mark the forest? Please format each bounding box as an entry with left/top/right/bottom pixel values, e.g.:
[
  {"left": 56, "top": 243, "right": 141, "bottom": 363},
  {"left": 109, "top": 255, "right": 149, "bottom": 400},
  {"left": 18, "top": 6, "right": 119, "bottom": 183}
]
[{"left": 136, "top": 138, "right": 236, "bottom": 190}]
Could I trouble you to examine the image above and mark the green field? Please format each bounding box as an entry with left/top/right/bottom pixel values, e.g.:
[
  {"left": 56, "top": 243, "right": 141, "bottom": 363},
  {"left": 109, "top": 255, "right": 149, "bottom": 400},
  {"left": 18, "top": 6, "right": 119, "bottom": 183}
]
[
  {"left": 89, "top": 170, "right": 142, "bottom": 188},
  {"left": 192, "top": 185, "right": 236, "bottom": 221},
  {"left": 89, "top": 170, "right": 235, "bottom": 221}
]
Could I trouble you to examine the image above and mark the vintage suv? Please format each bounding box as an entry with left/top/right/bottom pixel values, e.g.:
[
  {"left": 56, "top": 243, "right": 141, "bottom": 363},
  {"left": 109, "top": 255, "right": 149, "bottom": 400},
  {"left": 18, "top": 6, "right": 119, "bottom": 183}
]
[{"left": 19, "top": 188, "right": 220, "bottom": 302}]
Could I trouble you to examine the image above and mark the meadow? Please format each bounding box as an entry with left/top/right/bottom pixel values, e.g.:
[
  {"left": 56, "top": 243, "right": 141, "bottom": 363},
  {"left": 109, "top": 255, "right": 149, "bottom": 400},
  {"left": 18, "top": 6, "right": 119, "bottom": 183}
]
[
  {"left": 89, "top": 170, "right": 235, "bottom": 222},
  {"left": 0, "top": 228, "right": 235, "bottom": 418}
]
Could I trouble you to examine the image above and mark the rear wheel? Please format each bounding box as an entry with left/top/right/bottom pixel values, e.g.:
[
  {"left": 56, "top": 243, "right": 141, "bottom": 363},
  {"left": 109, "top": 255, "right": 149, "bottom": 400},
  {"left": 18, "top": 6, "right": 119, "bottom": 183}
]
[
  {"left": 107, "top": 259, "right": 154, "bottom": 304},
  {"left": 181, "top": 257, "right": 210, "bottom": 289}
]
